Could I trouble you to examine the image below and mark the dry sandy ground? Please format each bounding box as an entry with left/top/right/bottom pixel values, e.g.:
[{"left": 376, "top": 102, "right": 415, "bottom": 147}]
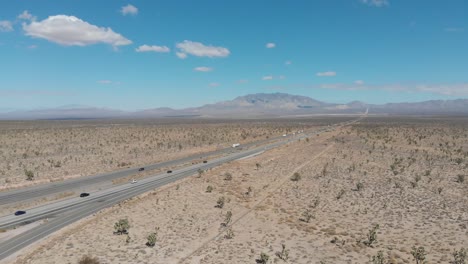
[
  {"left": 6, "top": 118, "right": 468, "bottom": 264},
  {"left": 1, "top": 119, "right": 321, "bottom": 191}
]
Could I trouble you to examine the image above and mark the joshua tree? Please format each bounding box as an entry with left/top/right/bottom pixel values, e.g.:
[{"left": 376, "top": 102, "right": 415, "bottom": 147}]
[
  {"left": 452, "top": 248, "right": 467, "bottom": 264},
  {"left": 301, "top": 209, "right": 313, "bottom": 223},
  {"left": 221, "top": 211, "right": 232, "bottom": 227},
  {"left": 256, "top": 163, "right": 261, "bottom": 170},
  {"left": 411, "top": 246, "right": 427, "bottom": 264},
  {"left": 197, "top": 169, "right": 204, "bottom": 178},
  {"left": 216, "top": 196, "right": 225, "bottom": 208},
  {"left": 114, "top": 219, "right": 130, "bottom": 235},
  {"left": 336, "top": 189, "right": 345, "bottom": 200},
  {"left": 275, "top": 244, "right": 289, "bottom": 261},
  {"left": 356, "top": 182, "right": 364, "bottom": 191},
  {"left": 245, "top": 186, "right": 252, "bottom": 196},
  {"left": 364, "top": 224, "right": 379, "bottom": 247},
  {"left": 224, "top": 228, "right": 234, "bottom": 239},
  {"left": 257, "top": 252, "right": 269, "bottom": 264}
]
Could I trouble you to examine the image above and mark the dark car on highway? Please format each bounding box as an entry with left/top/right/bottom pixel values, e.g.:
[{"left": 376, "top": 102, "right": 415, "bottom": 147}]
[
  {"left": 80, "top": 193, "right": 90, "bottom": 197},
  {"left": 203, "top": 160, "right": 208, "bottom": 163},
  {"left": 14, "top": 210, "right": 26, "bottom": 216},
  {"left": 138, "top": 167, "right": 145, "bottom": 171},
  {"left": 167, "top": 170, "right": 172, "bottom": 173}
]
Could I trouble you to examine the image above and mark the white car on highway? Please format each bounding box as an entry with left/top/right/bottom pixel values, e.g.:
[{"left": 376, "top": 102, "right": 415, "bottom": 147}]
[{"left": 131, "top": 179, "right": 137, "bottom": 184}]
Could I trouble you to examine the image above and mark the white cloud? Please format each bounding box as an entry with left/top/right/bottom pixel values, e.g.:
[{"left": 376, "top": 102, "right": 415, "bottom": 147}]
[
  {"left": 354, "top": 80, "right": 365, "bottom": 85},
  {"left": 318, "top": 82, "right": 468, "bottom": 96},
  {"left": 360, "top": 0, "right": 389, "bottom": 7},
  {"left": 121, "top": 4, "right": 138, "bottom": 16},
  {"left": 23, "top": 15, "right": 132, "bottom": 47},
  {"left": 209, "top": 82, "right": 220, "bottom": 87},
  {"left": 262, "top": 75, "right": 286, "bottom": 80},
  {"left": 176, "top": 40, "right": 230, "bottom": 58},
  {"left": 266, "top": 42, "right": 276, "bottom": 48},
  {"left": 28, "top": 45, "right": 38, "bottom": 49},
  {"left": 316, "top": 71, "right": 337, "bottom": 77},
  {"left": 285, "top": 61, "right": 292, "bottom": 65},
  {"left": 176, "top": 52, "right": 187, "bottom": 59},
  {"left": 238, "top": 79, "right": 249, "bottom": 84},
  {"left": 97, "top": 80, "right": 113, "bottom": 84},
  {"left": 194, "top": 66, "right": 213, "bottom": 72},
  {"left": 136, "top": 44, "right": 170, "bottom": 53},
  {"left": 18, "top": 10, "right": 36, "bottom": 21},
  {"left": 319, "top": 83, "right": 364, "bottom": 91},
  {"left": 0, "top": 20, "right": 13, "bottom": 32},
  {"left": 411, "top": 83, "right": 468, "bottom": 96}
]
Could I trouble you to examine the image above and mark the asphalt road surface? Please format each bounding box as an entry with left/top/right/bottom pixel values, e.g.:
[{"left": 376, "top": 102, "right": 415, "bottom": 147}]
[{"left": 0, "top": 116, "right": 364, "bottom": 260}]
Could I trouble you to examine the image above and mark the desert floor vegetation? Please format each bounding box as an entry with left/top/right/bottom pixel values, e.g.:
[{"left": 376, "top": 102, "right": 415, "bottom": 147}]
[
  {"left": 0, "top": 118, "right": 341, "bottom": 190},
  {"left": 4, "top": 117, "right": 468, "bottom": 264}
]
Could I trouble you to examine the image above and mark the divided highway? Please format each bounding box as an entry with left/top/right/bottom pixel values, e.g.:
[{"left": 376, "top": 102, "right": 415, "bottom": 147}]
[
  {"left": 0, "top": 130, "right": 299, "bottom": 206},
  {"left": 0, "top": 116, "right": 364, "bottom": 260}
]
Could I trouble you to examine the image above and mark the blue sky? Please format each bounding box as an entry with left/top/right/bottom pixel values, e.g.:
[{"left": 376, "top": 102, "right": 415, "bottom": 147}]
[{"left": 0, "top": 0, "right": 467, "bottom": 111}]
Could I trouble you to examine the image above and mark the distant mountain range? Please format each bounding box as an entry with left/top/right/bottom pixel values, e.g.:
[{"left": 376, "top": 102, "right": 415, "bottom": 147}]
[{"left": 1, "top": 93, "right": 467, "bottom": 120}]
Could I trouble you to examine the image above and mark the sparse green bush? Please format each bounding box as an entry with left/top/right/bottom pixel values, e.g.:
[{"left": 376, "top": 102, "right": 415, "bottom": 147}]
[
  {"left": 336, "top": 189, "right": 345, "bottom": 200},
  {"left": 197, "top": 169, "right": 204, "bottom": 178},
  {"left": 206, "top": 185, "right": 213, "bottom": 193},
  {"left": 146, "top": 232, "right": 157, "bottom": 247},
  {"left": 415, "top": 174, "right": 422, "bottom": 183},
  {"left": 24, "top": 169, "right": 34, "bottom": 181},
  {"left": 78, "top": 255, "right": 100, "bottom": 264},
  {"left": 224, "top": 172, "right": 232, "bottom": 181},
  {"left": 290, "top": 172, "right": 301, "bottom": 182},
  {"left": 371, "top": 251, "right": 387, "bottom": 264},
  {"left": 114, "top": 219, "right": 130, "bottom": 235},
  {"left": 452, "top": 248, "right": 467, "bottom": 264},
  {"left": 256, "top": 163, "right": 261, "bottom": 170},
  {"left": 457, "top": 174, "right": 465, "bottom": 183}
]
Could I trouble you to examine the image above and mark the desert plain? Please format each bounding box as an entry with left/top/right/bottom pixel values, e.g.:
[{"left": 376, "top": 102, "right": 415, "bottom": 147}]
[{"left": 1, "top": 116, "right": 467, "bottom": 264}]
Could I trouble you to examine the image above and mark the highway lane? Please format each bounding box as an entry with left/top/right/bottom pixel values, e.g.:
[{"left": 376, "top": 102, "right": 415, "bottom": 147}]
[
  {"left": 0, "top": 129, "right": 302, "bottom": 206},
  {"left": 0, "top": 116, "right": 365, "bottom": 260},
  {"left": 0, "top": 125, "right": 320, "bottom": 260},
  {"left": 0, "top": 143, "right": 282, "bottom": 229}
]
